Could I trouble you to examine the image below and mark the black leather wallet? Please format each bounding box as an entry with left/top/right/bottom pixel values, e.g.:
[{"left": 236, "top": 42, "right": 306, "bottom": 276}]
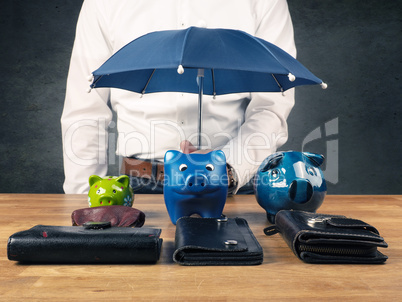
[
  {"left": 264, "top": 210, "right": 388, "bottom": 264},
  {"left": 8, "top": 224, "right": 162, "bottom": 264},
  {"left": 174, "top": 217, "right": 263, "bottom": 266}
]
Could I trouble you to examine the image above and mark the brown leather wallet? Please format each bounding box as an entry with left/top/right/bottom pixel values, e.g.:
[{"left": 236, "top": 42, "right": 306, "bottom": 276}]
[
  {"left": 71, "top": 205, "right": 145, "bottom": 227},
  {"left": 121, "top": 157, "right": 165, "bottom": 182}
]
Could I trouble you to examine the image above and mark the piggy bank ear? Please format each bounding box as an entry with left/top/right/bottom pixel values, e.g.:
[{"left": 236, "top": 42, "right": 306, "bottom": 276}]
[
  {"left": 211, "top": 150, "right": 226, "bottom": 165},
  {"left": 89, "top": 175, "right": 102, "bottom": 186},
  {"left": 260, "top": 153, "right": 284, "bottom": 172},
  {"left": 304, "top": 152, "right": 325, "bottom": 167},
  {"left": 164, "top": 150, "right": 181, "bottom": 164},
  {"left": 116, "top": 175, "right": 130, "bottom": 187}
]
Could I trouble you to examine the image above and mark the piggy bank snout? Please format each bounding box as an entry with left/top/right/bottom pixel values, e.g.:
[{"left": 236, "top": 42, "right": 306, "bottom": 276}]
[
  {"left": 289, "top": 179, "right": 313, "bottom": 204},
  {"left": 98, "top": 195, "right": 118, "bottom": 205},
  {"left": 185, "top": 174, "right": 209, "bottom": 192}
]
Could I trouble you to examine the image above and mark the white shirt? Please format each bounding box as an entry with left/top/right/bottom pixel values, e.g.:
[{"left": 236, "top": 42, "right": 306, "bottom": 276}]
[{"left": 61, "top": 0, "right": 296, "bottom": 194}]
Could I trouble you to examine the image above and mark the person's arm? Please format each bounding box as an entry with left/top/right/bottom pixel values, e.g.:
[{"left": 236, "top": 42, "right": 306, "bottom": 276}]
[
  {"left": 61, "top": 0, "right": 113, "bottom": 194},
  {"left": 222, "top": 0, "right": 297, "bottom": 192}
]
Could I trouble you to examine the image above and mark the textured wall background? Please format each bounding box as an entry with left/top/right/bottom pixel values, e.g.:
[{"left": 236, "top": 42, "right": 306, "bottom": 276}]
[{"left": 0, "top": 0, "right": 401, "bottom": 193}]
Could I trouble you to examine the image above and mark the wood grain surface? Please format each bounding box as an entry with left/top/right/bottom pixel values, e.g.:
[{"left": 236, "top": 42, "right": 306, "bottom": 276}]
[{"left": 0, "top": 194, "right": 401, "bottom": 301}]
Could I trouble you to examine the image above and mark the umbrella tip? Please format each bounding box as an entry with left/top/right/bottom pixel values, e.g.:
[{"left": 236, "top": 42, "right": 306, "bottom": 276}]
[
  {"left": 177, "top": 65, "right": 184, "bottom": 74},
  {"left": 321, "top": 82, "right": 328, "bottom": 89},
  {"left": 288, "top": 73, "right": 296, "bottom": 82},
  {"left": 197, "top": 20, "right": 207, "bottom": 28},
  {"left": 86, "top": 87, "right": 92, "bottom": 93},
  {"left": 87, "top": 74, "right": 94, "bottom": 82}
]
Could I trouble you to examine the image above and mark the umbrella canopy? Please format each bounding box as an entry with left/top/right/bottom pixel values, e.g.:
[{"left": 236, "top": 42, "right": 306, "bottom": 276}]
[
  {"left": 90, "top": 27, "right": 326, "bottom": 147},
  {"left": 90, "top": 26, "right": 326, "bottom": 94}
]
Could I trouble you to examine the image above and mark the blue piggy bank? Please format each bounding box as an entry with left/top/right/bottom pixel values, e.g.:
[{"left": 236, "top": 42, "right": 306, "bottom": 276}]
[
  {"left": 254, "top": 151, "right": 327, "bottom": 223},
  {"left": 164, "top": 150, "right": 228, "bottom": 224}
]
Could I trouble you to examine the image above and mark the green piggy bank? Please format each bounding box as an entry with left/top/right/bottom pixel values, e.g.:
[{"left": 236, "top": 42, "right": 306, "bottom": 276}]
[{"left": 88, "top": 175, "right": 134, "bottom": 207}]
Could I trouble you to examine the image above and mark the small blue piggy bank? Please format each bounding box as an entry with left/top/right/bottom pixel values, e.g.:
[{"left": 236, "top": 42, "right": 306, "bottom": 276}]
[
  {"left": 254, "top": 151, "right": 327, "bottom": 223},
  {"left": 164, "top": 150, "right": 228, "bottom": 224}
]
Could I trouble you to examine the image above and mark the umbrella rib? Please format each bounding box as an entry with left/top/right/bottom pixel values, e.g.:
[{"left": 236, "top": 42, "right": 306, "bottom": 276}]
[
  {"left": 90, "top": 75, "right": 103, "bottom": 89},
  {"left": 141, "top": 69, "right": 156, "bottom": 96},
  {"left": 271, "top": 74, "right": 284, "bottom": 94}
]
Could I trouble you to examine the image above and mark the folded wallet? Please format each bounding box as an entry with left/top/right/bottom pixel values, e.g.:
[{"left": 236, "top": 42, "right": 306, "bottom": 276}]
[
  {"left": 174, "top": 217, "right": 263, "bottom": 265},
  {"left": 264, "top": 210, "right": 388, "bottom": 264},
  {"left": 8, "top": 224, "right": 162, "bottom": 264}
]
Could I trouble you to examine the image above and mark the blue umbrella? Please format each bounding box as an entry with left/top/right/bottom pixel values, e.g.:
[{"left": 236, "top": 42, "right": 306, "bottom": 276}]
[{"left": 90, "top": 27, "right": 326, "bottom": 148}]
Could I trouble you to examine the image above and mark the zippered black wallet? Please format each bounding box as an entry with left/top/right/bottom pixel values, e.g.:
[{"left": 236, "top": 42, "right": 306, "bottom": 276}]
[
  {"left": 264, "top": 210, "right": 388, "bottom": 264},
  {"left": 8, "top": 224, "right": 162, "bottom": 264}
]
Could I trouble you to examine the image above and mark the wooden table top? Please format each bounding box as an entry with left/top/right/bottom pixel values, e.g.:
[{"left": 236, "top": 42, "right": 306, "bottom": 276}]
[{"left": 0, "top": 194, "right": 401, "bottom": 301}]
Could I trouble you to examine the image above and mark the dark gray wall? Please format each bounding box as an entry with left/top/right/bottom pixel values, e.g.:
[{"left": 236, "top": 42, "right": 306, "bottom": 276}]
[
  {"left": 0, "top": 0, "right": 401, "bottom": 194},
  {"left": 283, "top": 0, "right": 402, "bottom": 194}
]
